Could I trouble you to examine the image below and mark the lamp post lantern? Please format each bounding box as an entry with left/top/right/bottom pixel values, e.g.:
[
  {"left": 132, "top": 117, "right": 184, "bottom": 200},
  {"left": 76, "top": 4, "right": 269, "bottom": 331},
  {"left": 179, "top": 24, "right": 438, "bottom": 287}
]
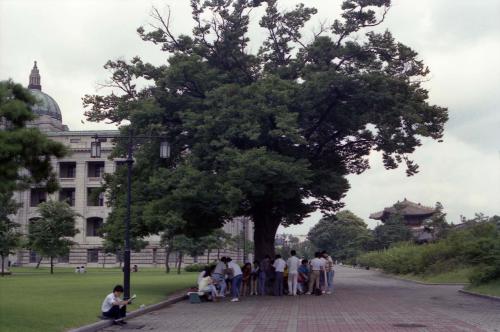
[{"left": 90, "top": 133, "right": 170, "bottom": 300}]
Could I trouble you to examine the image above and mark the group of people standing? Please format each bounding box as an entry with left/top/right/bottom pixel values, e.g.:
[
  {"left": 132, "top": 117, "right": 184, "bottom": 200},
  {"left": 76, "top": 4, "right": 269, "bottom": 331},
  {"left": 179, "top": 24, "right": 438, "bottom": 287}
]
[{"left": 197, "top": 250, "right": 335, "bottom": 302}]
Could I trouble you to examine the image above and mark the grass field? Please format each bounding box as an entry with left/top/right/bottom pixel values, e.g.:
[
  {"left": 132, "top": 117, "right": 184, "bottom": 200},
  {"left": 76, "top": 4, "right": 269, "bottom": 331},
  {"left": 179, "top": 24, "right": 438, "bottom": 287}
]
[
  {"left": 0, "top": 267, "right": 196, "bottom": 332},
  {"left": 467, "top": 279, "right": 500, "bottom": 297},
  {"left": 398, "top": 267, "right": 473, "bottom": 284}
]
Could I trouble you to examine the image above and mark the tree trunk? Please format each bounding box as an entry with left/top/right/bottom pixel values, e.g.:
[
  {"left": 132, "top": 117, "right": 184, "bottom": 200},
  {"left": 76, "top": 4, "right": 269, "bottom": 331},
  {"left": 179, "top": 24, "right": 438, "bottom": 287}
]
[
  {"left": 1, "top": 255, "right": 4, "bottom": 276},
  {"left": 206, "top": 249, "right": 211, "bottom": 264},
  {"left": 165, "top": 247, "right": 171, "bottom": 273},
  {"left": 50, "top": 256, "right": 54, "bottom": 274},
  {"left": 36, "top": 256, "right": 42, "bottom": 269},
  {"left": 177, "top": 252, "right": 183, "bottom": 274},
  {"left": 253, "top": 216, "right": 280, "bottom": 261},
  {"left": 217, "top": 248, "right": 220, "bottom": 259}
]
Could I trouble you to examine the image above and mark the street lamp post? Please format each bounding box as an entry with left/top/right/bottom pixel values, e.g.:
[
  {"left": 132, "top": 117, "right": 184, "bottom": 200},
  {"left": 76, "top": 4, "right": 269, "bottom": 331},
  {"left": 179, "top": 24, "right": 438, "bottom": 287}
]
[{"left": 91, "top": 132, "right": 170, "bottom": 300}]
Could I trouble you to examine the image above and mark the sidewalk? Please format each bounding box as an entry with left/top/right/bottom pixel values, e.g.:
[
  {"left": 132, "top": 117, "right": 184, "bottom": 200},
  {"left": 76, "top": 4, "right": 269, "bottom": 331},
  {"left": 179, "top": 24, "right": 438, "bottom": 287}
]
[{"left": 102, "top": 266, "right": 500, "bottom": 332}]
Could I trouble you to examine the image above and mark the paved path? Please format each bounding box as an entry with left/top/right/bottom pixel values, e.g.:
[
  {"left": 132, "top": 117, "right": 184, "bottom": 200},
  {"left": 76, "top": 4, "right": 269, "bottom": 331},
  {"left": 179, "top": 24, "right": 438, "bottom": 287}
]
[{"left": 102, "top": 266, "right": 500, "bottom": 332}]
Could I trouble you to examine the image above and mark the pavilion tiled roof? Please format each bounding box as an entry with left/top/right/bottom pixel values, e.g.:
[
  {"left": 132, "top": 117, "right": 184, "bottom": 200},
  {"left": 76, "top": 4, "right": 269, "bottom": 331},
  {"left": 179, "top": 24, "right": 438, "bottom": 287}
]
[{"left": 369, "top": 199, "right": 436, "bottom": 220}]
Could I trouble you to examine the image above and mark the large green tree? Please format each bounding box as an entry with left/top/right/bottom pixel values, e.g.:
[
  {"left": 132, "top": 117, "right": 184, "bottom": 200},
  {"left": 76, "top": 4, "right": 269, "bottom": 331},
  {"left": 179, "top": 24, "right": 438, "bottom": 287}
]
[
  {"left": 27, "top": 201, "right": 79, "bottom": 274},
  {"left": 308, "top": 210, "right": 371, "bottom": 261},
  {"left": 0, "top": 80, "right": 66, "bottom": 193},
  {"left": 84, "top": 0, "right": 448, "bottom": 259},
  {"left": 0, "top": 192, "right": 22, "bottom": 275}
]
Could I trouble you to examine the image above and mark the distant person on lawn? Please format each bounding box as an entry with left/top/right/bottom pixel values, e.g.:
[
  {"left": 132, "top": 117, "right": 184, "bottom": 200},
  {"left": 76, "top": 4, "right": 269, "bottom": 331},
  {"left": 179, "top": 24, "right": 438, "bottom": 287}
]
[{"left": 101, "top": 285, "right": 131, "bottom": 324}]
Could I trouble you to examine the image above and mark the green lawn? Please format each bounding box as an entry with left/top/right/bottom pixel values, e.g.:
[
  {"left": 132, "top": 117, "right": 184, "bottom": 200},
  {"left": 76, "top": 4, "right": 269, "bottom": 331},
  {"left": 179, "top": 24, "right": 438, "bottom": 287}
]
[
  {"left": 0, "top": 267, "right": 196, "bottom": 332},
  {"left": 466, "top": 279, "right": 500, "bottom": 297},
  {"left": 398, "top": 267, "right": 472, "bottom": 284}
]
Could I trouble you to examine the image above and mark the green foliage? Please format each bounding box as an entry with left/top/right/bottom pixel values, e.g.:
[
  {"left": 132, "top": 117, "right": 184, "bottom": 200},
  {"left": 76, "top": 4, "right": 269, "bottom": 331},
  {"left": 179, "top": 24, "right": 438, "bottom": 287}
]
[
  {"left": 184, "top": 263, "right": 209, "bottom": 272},
  {"left": 308, "top": 210, "right": 372, "bottom": 261},
  {"left": 358, "top": 215, "right": 500, "bottom": 285},
  {"left": 27, "top": 201, "right": 80, "bottom": 274},
  {"left": 0, "top": 192, "right": 22, "bottom": 273},
  {"left": 370, "top": 214, "right": 413, "bottom": 250},
  {"left": 0, "top": 80, "right": 66, "bottom": 193},
  {"left": 0, "top": 267, "right": 196, "bottom": 332},
  {"left": 84, "top": 1, "right": 448, "bottom": 258}
]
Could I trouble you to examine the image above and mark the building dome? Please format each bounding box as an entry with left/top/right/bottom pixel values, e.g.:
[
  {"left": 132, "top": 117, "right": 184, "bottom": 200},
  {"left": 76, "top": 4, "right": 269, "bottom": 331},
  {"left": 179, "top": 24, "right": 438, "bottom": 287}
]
[
  {"left": 26, "top": 61, "right": 66, "bottom": 132},
  {"left": 29, "top": 88, "right": 62, "bottom": 121}
]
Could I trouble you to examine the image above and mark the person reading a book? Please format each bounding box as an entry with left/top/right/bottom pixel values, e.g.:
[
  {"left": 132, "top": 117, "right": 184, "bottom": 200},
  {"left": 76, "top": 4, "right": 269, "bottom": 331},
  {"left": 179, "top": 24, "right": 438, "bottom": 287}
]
[{"left": 101, "top": 285, "right": 133, "bottom": 324}]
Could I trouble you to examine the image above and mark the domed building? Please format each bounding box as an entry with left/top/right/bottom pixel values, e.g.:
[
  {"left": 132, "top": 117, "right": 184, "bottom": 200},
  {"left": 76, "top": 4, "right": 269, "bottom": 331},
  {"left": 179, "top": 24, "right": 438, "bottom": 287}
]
[
  {"left": 26, "top": 61, "right": 68, "bottom": 132},
  {"left": 8, "top": 62, "right": 252, "bottom": 268}
]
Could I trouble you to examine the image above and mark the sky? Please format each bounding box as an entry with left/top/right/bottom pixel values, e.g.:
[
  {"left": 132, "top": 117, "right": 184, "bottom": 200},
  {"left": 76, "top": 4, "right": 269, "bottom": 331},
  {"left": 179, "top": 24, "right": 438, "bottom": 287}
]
[{"left": 1, "top": 0, "right": 499, "bottom": 234}]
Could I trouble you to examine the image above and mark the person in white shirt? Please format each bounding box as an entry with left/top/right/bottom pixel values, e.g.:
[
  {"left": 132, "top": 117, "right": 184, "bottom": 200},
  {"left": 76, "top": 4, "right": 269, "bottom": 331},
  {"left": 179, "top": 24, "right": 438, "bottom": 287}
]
[
  {"left": 319, "top": 255, "right": 327, "bottom": 293},
  {"left": 306, "top": 252, "right": 324, "bottom": 295},
  {"left": 212, "top": 257, "right": 227, "bottom": 297},
  {"left": 287, "top": 250, "right": 301, "bottom": 296},
  {"left": 272, "top": 254, "right": 286, "bottom": 296},
  {"left": 101, "top": 285, "right": 131, "bottom": 324},
  {"left": 226, "top": 257, "right": 243, "bottom": 302}
]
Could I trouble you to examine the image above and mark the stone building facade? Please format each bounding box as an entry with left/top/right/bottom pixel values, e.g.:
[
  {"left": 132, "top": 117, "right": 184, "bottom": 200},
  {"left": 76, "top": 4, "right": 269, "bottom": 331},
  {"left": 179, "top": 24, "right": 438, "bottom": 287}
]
[{"left": 10, "top": 62, "right": 253, "bottom": 267}]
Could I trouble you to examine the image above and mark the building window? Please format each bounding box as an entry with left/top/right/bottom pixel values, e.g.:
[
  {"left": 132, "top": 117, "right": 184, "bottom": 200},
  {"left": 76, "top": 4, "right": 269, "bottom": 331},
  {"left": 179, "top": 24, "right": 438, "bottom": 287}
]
[
  {"left": 87, "top": 249, "right": 99, "bottom": 263},
  {"left": 59, "top": 188, "right": 76, "bottom": 206},
  {"left": 58, "top": 253, "right": 69, "bottom": 263},
  {"left": 86, "top": 217, "right": 103, "bottom": 237},
  {"left": 69, "top": 138, "right": 80, "bottom": 143},
  {"left": 88, "top": 161, "right": 105, "bottom": 178},
  {"left": 87, "top": 188, "right": 104, "bottom": 206},
  {"left": 30, "top": 189, "right": 47, "bottom": 207},
  {"left": 29, "top": 250, "right": 39, "bottom": 263},
  {"left": 59, "top": 162, "right": 76, "bottom": 178}
]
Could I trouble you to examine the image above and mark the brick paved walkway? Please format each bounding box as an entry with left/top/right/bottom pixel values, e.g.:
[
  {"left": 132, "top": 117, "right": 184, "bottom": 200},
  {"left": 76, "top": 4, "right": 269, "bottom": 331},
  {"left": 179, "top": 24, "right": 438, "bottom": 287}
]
[{"left": 102, "top": 266, "right": 500, "bottom": 332}]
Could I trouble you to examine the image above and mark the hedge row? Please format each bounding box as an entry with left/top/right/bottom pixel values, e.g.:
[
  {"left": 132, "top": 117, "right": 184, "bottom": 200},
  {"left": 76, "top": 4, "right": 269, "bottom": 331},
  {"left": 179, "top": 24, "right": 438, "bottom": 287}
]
[{"left": 357, "top": 221, "right": 500, "bottom": 285}]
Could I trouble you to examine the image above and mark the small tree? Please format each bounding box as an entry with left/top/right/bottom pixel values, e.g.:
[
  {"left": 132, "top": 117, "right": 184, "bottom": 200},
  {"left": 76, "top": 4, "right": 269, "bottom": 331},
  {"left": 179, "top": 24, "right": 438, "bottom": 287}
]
[
  {"left": 28, "top": 201, "right": 79, "bottom": 274},
  {"left": 308, "top": 210, "right": 372, "bottom": 262},
  {"left": 425, "top": 202, "right": 450, "bottom": 239},
  {"left": 0, "top": 192, "right": 22, "bottom": 275},
  {"left": 371, "top": 214, "right": 412, "bottom": 250}
]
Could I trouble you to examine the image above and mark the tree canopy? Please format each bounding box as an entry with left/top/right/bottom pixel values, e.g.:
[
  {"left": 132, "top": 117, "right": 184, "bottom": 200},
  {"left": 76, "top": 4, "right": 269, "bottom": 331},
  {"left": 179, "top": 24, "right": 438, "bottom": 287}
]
[
  {"left": 308, "top": 210, "right": 371, "bottom": 261},
  {"left": 0, "top": 80, "right": 66, "bottom": 194},
  {"left": 84, "top": 0, "right": 448, "bottom": 259},
  {"left": 27, "top": 201, "right": 79, "bottom": 274}
]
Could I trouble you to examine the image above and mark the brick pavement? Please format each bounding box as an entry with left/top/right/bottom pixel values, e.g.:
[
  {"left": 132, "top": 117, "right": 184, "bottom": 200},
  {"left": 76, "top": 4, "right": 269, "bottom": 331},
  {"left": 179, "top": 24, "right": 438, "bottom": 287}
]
[{"left": 101, "top": 266, "right": 500, "bottom": 332}]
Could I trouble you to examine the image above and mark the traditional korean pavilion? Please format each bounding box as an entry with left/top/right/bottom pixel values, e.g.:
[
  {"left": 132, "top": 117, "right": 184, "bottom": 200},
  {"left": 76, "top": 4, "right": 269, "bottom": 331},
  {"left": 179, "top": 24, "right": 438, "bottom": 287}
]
[{"left": 369, "top": 199, "right": 437, "bottom": 228}]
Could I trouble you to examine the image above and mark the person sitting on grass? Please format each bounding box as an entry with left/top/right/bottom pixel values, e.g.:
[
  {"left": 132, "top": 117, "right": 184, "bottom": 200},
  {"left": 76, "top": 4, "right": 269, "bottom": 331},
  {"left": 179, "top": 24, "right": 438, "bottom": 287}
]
[{"left": 101, "top": 285, "right": 131, "bottom": 325}]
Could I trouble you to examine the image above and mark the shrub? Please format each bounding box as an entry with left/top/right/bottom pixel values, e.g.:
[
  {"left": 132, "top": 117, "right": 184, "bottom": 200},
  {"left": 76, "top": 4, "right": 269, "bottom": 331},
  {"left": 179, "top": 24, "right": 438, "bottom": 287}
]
[
  {"left": 357, "top": 220, "right": 500, "bottom": 285},
  {"left": 184, "top": 263, "right": 208, "bottom": 272}
]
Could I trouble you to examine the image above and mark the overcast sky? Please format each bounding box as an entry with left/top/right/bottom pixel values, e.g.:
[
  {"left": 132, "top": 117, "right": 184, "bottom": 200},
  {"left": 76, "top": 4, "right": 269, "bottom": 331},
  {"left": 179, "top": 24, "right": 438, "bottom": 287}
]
[{"left": 1, "top": 0, "right": 499, "bottom": 234}]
